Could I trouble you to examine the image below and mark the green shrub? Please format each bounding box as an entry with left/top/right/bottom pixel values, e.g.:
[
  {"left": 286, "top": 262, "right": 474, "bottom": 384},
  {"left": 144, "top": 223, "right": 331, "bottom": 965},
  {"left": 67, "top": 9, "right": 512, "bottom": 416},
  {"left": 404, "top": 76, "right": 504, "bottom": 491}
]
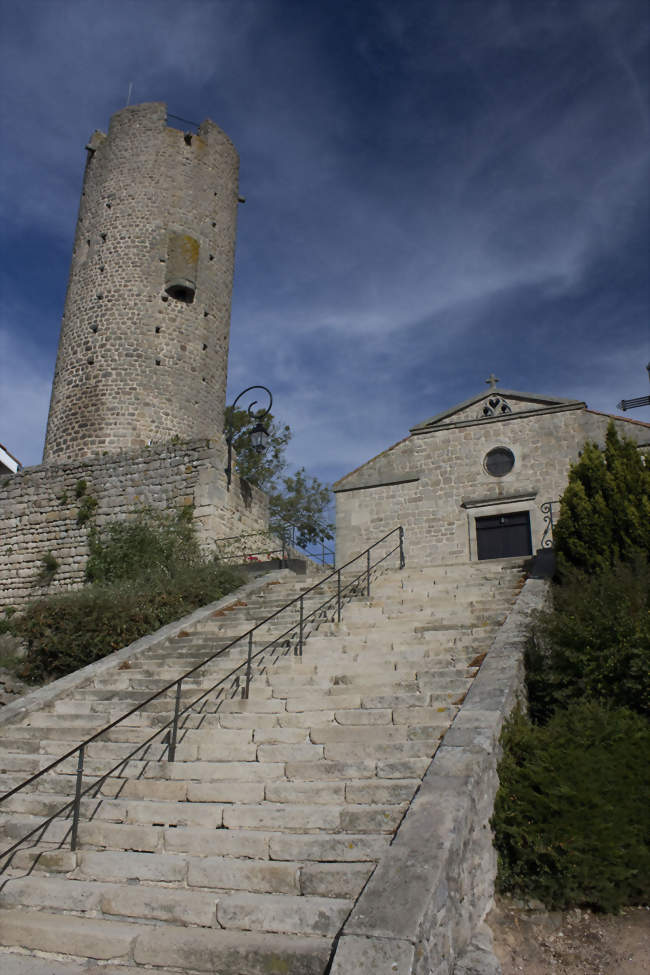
[
  {"left": 554, "top": 423, "right": 650, "bottom": 577},
  {"left": 38, "top": 551, "right": 60, "bottom": 585},
  {"left": 15, "top": 562, "right": 244, "bottom": 681},
  {"left": 526, "top": 556, "right": 650, "bottom": 723},
  {"left": 13, "top": 507, "right": 243, "bottom": 681},
  {"left": 76, "top": 495, "right": 98, "bottom": 526},
  {"left": 493, "top": 702, "right": 650, "bottom": 912},
  {"left": 0, "top": 617, "right": 15, "bottom": 636},
  {"left": 86, "top": 506, "right": 198, "bottom": 584}
]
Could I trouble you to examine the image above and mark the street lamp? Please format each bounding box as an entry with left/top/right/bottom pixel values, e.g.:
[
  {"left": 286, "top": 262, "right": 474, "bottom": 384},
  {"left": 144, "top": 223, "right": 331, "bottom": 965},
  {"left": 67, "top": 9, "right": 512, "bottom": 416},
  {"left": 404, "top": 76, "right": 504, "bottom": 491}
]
[{"left": 224, "top": 385, "right": 273, "bottom": 489}]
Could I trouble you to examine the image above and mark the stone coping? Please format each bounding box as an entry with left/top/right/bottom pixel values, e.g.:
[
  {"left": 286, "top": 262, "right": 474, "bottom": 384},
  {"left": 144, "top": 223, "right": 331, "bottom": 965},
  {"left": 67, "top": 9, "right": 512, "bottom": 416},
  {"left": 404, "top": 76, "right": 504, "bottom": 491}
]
[
  {"left": 0, "top": 569, "right": 296, "bottom": 730},
  {"left": 333, "top": 475, "right": 421, "bottom": 494},
  {"left": 410, "top": 401, "right": 586, "bottom": 435},
  {"left": 330, "top": 574, "right": 550, "bottom": 975}
]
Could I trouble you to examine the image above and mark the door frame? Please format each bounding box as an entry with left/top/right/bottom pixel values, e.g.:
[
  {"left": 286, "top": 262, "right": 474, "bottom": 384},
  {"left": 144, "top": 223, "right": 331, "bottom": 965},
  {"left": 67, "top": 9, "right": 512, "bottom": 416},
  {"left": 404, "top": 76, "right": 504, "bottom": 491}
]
[{"left": 465, "top": 496, "right": 537, "bottom": 561}]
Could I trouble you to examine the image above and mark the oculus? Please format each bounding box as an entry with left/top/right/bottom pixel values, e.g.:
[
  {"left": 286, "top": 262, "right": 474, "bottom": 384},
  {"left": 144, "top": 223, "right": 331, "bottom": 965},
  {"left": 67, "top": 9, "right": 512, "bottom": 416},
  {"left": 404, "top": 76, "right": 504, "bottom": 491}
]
[{"left": 484, "top": 447, "right": 515, "bottom": 477}]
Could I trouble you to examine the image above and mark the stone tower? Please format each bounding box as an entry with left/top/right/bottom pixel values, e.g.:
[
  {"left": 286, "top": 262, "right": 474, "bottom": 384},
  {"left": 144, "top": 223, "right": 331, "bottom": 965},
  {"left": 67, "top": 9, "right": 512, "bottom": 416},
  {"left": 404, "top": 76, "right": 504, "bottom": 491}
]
[{"left": 43, "top": 102, "right": 240, "bottom": 462}]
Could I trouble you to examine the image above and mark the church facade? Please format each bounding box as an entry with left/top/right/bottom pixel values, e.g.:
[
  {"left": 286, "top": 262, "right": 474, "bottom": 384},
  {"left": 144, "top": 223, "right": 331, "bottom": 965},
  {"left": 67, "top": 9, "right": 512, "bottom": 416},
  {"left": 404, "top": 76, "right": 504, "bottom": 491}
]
[{"left": 334, "top": 381, "right": 650, "bottom": 567}]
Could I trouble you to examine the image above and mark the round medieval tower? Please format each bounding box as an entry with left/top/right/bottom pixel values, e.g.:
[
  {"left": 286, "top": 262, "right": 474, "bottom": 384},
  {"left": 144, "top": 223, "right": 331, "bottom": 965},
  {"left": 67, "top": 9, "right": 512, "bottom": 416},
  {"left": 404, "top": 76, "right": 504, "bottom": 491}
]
[{"left": 43, "top": 102, "right": 240, "bottom": 462}]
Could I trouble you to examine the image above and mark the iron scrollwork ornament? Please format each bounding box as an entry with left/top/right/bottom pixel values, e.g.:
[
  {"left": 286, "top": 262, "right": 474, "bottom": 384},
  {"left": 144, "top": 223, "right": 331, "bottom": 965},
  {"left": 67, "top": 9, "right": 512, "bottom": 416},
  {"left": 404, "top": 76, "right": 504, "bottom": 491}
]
[
  {"left": 482, "top": 396, "right": 512, "bottom": 419},
  {"left": 224, "top": 385, "right": 273, "bottom": 489},
  {"left": 540, "top": 500, "right": 556, "bottom": 548}
]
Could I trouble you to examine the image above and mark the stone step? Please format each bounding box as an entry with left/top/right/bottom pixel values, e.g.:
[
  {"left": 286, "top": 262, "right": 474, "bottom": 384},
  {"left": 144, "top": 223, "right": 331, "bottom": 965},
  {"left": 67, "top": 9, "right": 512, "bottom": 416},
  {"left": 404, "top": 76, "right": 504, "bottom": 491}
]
[
  {"left": 0, "top": 875, "right": 352, "bottom": 937},
  {"left": 0, "top": 951, "right": 135, "bottom": 975},
  {"left": 0, "top": 909, "right": 332, "bottom": 973},
  {"left": 67, "top": 819, "right": 392, "bottom": 862},
  {"left": 346, "top": 595, "right": 514, "bottom": 616},
  {"left": 0, "top": 812, "right": 71, "bottom": 845},
  {"left": 371, "top": 581, "right": 520, "bottom": 596},
  {"left": 0, "top": 875, "right": 219, "bottom": 927}
]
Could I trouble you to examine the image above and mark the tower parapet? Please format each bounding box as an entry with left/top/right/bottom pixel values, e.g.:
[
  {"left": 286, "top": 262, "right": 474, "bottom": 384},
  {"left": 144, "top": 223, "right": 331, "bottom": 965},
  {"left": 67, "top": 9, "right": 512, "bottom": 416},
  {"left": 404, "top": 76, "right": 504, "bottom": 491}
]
[{"left": 43, "top": 102, "right": 239, "bottom": 462}]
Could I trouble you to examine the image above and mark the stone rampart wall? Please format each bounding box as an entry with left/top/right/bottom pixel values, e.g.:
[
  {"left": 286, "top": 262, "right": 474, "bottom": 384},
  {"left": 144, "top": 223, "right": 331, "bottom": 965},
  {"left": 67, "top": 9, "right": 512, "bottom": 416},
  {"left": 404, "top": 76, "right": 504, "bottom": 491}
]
[
  {"left": 335, "top": 409, "right": 649, "bottom": 566},
  {"left": 0, "top": 438, "right": 267, "bottom": 609}
]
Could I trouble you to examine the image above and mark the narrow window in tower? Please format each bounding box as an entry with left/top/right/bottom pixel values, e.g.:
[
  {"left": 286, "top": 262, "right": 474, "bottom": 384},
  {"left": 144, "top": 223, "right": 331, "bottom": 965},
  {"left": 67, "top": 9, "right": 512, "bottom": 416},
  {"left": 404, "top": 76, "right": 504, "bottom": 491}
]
[{"left": 165, "top": 232, "right": 199, "bottom": 303}]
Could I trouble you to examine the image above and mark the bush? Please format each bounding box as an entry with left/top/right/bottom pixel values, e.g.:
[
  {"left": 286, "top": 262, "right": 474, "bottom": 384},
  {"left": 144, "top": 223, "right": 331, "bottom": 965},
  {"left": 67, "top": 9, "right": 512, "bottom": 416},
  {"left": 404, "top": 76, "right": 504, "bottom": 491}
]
[
  {"left": 525, "top": 556, "right": 650, "bottom": 723},
  {"left": 86, "top": 506, "right": 199, "bottom": 584},
  {"left": 493, "top": 702, "right": 650, "bottom": 912},
  {"left": 13, "top": 508, "right": 244, "bottom": 681},
  {"left": 15, "top": 562, "right": 244, "bottom": 681},
  {"left": 38, "top": 551, "right": 60, "bottom": 585}
]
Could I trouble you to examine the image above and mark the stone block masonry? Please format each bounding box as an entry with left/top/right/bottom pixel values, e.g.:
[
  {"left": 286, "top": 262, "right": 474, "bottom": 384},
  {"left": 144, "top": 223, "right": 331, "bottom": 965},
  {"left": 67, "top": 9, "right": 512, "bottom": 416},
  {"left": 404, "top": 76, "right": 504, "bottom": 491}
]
[{"left": 0, "top": 439, "right": 267, "bottom": 610}]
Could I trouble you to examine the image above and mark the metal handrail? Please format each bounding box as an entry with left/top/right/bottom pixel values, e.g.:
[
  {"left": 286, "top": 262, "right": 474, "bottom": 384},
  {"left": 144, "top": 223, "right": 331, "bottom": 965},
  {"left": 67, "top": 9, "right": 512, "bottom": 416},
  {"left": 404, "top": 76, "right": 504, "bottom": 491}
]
[
  {"left": 0, "top": 526, "right": 404, "bottom": 869},
  {"left": 214, "top": 520, "right": 335, "bottom": 567}
]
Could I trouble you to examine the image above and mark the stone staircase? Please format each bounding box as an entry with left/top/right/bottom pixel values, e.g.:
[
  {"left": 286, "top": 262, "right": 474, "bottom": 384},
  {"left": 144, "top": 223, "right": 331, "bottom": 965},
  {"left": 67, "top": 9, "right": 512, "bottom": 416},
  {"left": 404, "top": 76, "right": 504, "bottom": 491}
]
[{"left": 0, "top": 559, "right": 524, "bottom": 974}]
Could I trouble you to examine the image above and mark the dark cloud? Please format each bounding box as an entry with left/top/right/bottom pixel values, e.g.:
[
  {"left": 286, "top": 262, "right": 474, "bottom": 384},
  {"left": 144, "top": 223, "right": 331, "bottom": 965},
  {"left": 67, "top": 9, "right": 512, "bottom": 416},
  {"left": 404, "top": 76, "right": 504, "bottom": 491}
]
[{"left": 1, "top": 0, "right": 648, "bottom": 476}]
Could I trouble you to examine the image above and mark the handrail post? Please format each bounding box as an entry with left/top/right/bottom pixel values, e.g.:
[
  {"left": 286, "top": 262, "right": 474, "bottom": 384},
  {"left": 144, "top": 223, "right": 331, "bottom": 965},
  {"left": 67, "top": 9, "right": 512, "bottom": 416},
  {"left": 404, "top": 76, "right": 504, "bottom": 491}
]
[
  {"left": 337, "top": 569, "right": 342, "bottom": 623},
  {"left": 168, "top": 680, "right": 183, "bottom": 761},
  {"left": 244, "top": 632, "right": 253, "bottom": 698},
  {"left": 70, "top": 745, "right": 85, "bottom": 851},
  {"left": 297, "top": 596, "right": 304, "bottom": 657},
  {"left": 366, "top": 549, "right": 371, "bottom": 598},
  {"left": 399, "top": 526, "right": 405, "bottom": 569}
]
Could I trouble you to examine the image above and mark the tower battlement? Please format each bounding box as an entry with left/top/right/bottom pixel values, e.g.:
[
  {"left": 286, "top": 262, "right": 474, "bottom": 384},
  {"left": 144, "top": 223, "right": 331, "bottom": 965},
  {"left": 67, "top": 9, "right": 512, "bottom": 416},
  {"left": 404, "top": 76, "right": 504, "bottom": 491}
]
[{"left": 43, "top": 101, "right": 240, "bottom": 462}]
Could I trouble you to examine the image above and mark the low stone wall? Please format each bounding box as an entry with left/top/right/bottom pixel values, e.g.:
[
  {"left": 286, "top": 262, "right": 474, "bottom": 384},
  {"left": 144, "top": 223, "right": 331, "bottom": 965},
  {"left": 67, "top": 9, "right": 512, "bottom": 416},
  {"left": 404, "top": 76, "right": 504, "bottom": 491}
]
[
  {"left": 0, "top": 438, "right": 268, "bottom": 609},
  {"left": 330, "top": 575, "right": 550, "bottom": 975}
]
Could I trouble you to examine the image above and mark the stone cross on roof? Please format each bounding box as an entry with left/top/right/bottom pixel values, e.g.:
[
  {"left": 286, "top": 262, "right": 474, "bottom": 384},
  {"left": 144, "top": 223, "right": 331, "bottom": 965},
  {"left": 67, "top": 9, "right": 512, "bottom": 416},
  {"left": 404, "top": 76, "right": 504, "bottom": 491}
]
[{"left": 485, "top": 373, "right": 500, "bottom": 389}]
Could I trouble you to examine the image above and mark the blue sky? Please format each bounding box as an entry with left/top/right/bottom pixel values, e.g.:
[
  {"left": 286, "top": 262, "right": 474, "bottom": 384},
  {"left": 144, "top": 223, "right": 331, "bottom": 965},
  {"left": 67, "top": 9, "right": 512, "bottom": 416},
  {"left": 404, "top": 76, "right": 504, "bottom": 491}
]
[{"left": 1, "top": 0, "right": 648, "bottom": 485}]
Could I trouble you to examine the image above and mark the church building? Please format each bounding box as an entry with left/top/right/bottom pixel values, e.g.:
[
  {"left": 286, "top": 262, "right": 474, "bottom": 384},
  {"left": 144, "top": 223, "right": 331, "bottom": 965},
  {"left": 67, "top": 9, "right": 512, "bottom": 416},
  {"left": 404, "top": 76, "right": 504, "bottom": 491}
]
[{"left": 333, "top": 378, "right": 650, "bottom": 566}]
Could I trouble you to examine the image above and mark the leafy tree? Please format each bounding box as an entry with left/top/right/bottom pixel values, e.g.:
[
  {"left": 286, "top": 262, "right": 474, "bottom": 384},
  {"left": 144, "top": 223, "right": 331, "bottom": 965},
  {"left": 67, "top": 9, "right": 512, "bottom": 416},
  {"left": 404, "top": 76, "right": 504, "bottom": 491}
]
[
  {"left": 269, "top": 469, "right": 334, "bottom": 547},
  {"left": 226, "top": 407, "right": 333, "bottom": 547},
  {"left": 226, "top": 408, "right": 291, "bottom": 491},
  {"left": 554, "top": 422, "right": 650, "bottom": 576}
]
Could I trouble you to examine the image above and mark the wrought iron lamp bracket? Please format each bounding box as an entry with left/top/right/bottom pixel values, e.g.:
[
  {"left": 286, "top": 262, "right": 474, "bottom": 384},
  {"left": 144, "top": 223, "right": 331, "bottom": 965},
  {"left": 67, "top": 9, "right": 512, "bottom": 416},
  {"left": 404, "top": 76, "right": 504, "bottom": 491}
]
[{"left": 224, "top": 385, "right": 273, "bottom": 488}]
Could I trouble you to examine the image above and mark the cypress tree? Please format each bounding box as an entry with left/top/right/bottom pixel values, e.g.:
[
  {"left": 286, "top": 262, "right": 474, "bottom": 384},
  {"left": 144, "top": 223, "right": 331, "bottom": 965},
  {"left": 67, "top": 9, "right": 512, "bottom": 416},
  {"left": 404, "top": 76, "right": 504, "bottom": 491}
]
[{"left": 554, "top": 422, "right": 650, "bottom": 575}]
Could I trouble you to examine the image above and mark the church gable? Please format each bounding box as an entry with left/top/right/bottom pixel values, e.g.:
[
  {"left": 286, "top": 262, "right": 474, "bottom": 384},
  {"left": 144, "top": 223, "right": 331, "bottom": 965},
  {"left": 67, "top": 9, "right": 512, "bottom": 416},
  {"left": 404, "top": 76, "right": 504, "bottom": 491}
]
[{"left": 410, "top": 382, "right": 585, "bottom": 434}]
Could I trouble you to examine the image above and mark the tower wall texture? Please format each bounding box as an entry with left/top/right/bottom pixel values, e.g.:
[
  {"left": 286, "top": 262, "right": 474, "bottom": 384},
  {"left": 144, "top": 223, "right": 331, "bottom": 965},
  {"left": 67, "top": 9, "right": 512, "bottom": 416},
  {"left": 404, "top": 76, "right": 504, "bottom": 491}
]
[{"left": 43, "top": 102, "right": 239, "bottom": 463}]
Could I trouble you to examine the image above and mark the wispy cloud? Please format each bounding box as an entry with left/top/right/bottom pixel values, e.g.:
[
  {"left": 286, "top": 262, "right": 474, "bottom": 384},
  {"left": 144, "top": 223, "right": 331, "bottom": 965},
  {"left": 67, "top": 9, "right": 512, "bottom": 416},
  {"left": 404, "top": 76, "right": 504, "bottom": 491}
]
[{"left": 1, "top": 0, "right": 648, "bottom": 482}]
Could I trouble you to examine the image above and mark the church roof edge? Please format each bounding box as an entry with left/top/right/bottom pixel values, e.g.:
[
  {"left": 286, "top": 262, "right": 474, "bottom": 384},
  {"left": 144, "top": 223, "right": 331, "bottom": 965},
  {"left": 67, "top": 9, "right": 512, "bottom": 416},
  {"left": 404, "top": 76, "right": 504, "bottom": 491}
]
[{"left": 409, "top": 389, "right": 586, "bottom": 433}]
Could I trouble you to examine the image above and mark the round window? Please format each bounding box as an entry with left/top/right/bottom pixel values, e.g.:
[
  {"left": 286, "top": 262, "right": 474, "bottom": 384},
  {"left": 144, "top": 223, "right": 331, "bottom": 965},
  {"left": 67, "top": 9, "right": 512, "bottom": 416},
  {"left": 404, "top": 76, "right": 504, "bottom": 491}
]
[{"left": 484, "top": 447, "right": 515, "bottom": 477}]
